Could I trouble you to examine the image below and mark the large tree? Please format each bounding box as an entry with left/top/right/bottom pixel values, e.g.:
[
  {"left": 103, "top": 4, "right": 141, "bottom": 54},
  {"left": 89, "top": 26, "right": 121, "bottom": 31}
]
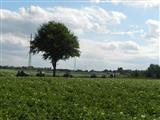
[{"left": 31, "top": 21, "right": 80, "bottom": 77}]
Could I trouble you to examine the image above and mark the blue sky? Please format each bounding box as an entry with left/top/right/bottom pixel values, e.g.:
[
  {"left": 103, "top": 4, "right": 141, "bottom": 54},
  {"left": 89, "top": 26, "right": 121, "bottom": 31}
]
[{"left": 1, "top": 0, "right": 159, "bottom": 70}]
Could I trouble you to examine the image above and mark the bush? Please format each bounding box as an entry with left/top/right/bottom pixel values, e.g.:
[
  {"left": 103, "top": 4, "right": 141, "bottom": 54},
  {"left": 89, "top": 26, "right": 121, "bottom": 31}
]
[
  {"left": 131, "top": 70, "right": 139, "bottom": 77},
  {"left": 101, "top": 75, "right": 106, "bottom": 78},
  {"left": 63, "top": 73, "right": 73, "bottom": 78},
  {"left": 90, "top": 74, "right": 97, "bottom": 78},
  {"left": 109, "top": 74, "right": 115, "bottom": 78},
  {"left": 16, "top": 70, "right": 29, "bottom": 77},
  {"left": 36, "top": 71, "right": 45, "bottom": 77}
]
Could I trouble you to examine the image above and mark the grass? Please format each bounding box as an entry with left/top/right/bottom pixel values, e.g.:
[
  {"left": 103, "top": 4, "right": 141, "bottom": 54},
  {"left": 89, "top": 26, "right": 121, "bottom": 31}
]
[{"left": 0, "top": 77, "right": 160, "bottom": 120}]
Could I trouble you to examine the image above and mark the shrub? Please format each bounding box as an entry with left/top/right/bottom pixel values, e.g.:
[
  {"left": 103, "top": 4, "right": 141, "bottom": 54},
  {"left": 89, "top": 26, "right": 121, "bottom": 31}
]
[
  {"left": 101, "top": 75, "right": 106, "bottom": 78},
  {"left": 109, "top": 74, "right": 115, "bottom": 78},
  {"left": 36, "top": 71, "right": 45, "bottom": 77},
  {"left": 16, "top": 70, "right": 29, "bottom": 77},
  {"left": 63, "top": 73, "right": 73, "bottom": 78},
  {"left": 90, "top": 74, "right": 97, "bottom": 78}
]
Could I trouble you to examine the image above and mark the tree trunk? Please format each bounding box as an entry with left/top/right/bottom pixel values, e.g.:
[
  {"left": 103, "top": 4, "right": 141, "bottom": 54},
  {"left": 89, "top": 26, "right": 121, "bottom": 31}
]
[{"left": 52, "top": 60, "right": 57, "bottom": 77}]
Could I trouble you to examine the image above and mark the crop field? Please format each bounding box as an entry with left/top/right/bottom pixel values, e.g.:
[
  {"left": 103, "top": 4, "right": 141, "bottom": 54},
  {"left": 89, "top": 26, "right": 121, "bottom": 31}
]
[{"left": 0, "top": 77, "right": 160, "bottom": 120}]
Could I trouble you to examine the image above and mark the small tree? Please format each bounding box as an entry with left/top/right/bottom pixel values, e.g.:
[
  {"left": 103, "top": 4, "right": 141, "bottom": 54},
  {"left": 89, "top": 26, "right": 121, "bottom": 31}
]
[{"left": 31, "top": 21, "right": 80, "bottom": 77}]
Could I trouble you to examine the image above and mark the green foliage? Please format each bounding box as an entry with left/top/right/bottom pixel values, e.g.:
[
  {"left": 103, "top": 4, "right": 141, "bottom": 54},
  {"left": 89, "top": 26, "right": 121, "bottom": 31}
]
[
  {"left": 109, "top": 74, "right": 115, "bottom": 78},
  {"left": 0, "top": 77, "right": 160, "bottom": 120},
  {"left": 31, "top": 21, "right": 80, "bottom": 76},
  {"left": 129, "top": 70, "right": 146, "bottom": 78},
  {"left": 101, "top": 75, "right": 106, "bottom": 78},
  {"left": 90, "top": 74, "right": 97, "bottom": 78},
  {"left": 63, "top": 73, "right": 73, "bottom": 78},
  {"left": 146, "top": 64, "right": 160, "bottom": 78},
  {"left": 36, "top": 71, "right": 45, "bottom": 77}
]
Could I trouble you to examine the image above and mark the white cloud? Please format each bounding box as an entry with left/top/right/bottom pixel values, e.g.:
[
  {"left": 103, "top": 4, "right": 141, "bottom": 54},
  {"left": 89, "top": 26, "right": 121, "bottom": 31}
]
[
  {"left": 2, "top": 33, "right": 29, "bottom": 47},
  {"left": 111, "top": 0, "right": 160, "bottom": 8},
  {"left": 1, "top": 5, "right": 127, "bottom": 54},
  {"left": 1, "top": 5, "right": 127, "bottom": 58},
  {"left": 91, "top": 0, "right": 160, "bottom": 8},
  {"left": 108, "top": 19, "right": 159, "bottom": 61},
  {"left": 144, "top": 19, "right": 160, "bottom": 43},
  {"left": 142, "top": 19, "right": 160, "bottom": 61},
  {"left": 111, "top": 11, "right": 126, "bottom": 24},
  {"left": 79, "top": 37, "right": 158, "bottom": 70},
  {"left": 80, "top": 39, "right": 140, "bottom": 61},
  {"left": 111, "top": 29, "right": 144, "bottom": 36},
  {"left": 0, "top": 5, "right": 128, "bottom": 69},
  {"left": 1, "top": 5, "right": 158, "bottom": 69},
  {"left": 1, "top": 6, "right": 126, "bottom": 36},
  {"left": 80, "top": 18, "right": 160, "bottom": 66},
  {"left": 139, "top": 19, "right": 159, "bottom": 58}
]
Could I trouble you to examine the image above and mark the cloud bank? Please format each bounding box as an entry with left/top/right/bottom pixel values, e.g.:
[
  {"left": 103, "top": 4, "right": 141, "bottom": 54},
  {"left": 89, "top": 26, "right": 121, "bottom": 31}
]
[
  {"left": 1, "top": 5, "right": 159, "bottom": 70},
  {"left": 91, "top": 0, "right": 160, "bottom": 8}
]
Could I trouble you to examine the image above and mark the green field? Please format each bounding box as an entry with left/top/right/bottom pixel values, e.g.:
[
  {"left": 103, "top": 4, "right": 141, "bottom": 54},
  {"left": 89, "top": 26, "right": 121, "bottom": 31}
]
[{"left": 0, "top": 77, "right": 160, "bottom": 120}]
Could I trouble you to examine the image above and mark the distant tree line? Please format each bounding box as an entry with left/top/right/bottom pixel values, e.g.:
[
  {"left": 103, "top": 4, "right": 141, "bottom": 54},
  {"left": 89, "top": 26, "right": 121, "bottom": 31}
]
[
  {"left": 0, "top": 66, "right": 52, "bottom": 72},
  {"left": 114, "top": 64, "right": 160, "bottom": 79},
  {"left": 0, "top": 64, "right": 160, "bottom": 79}
]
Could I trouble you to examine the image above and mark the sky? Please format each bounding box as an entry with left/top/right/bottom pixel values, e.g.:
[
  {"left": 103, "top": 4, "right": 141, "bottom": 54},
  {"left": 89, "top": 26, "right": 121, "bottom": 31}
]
[{"left": 0, "top": 0, "right": 160, "bottom": 70}]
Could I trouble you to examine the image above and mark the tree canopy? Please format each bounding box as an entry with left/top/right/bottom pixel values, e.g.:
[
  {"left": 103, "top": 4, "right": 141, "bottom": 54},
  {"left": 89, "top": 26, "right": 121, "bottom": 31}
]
[
  {"left": 31, "top": 21, "right": 80, "bottom": 76},
  {"left": 146, "top": 64, "right": 160, "bottom": 78}
]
